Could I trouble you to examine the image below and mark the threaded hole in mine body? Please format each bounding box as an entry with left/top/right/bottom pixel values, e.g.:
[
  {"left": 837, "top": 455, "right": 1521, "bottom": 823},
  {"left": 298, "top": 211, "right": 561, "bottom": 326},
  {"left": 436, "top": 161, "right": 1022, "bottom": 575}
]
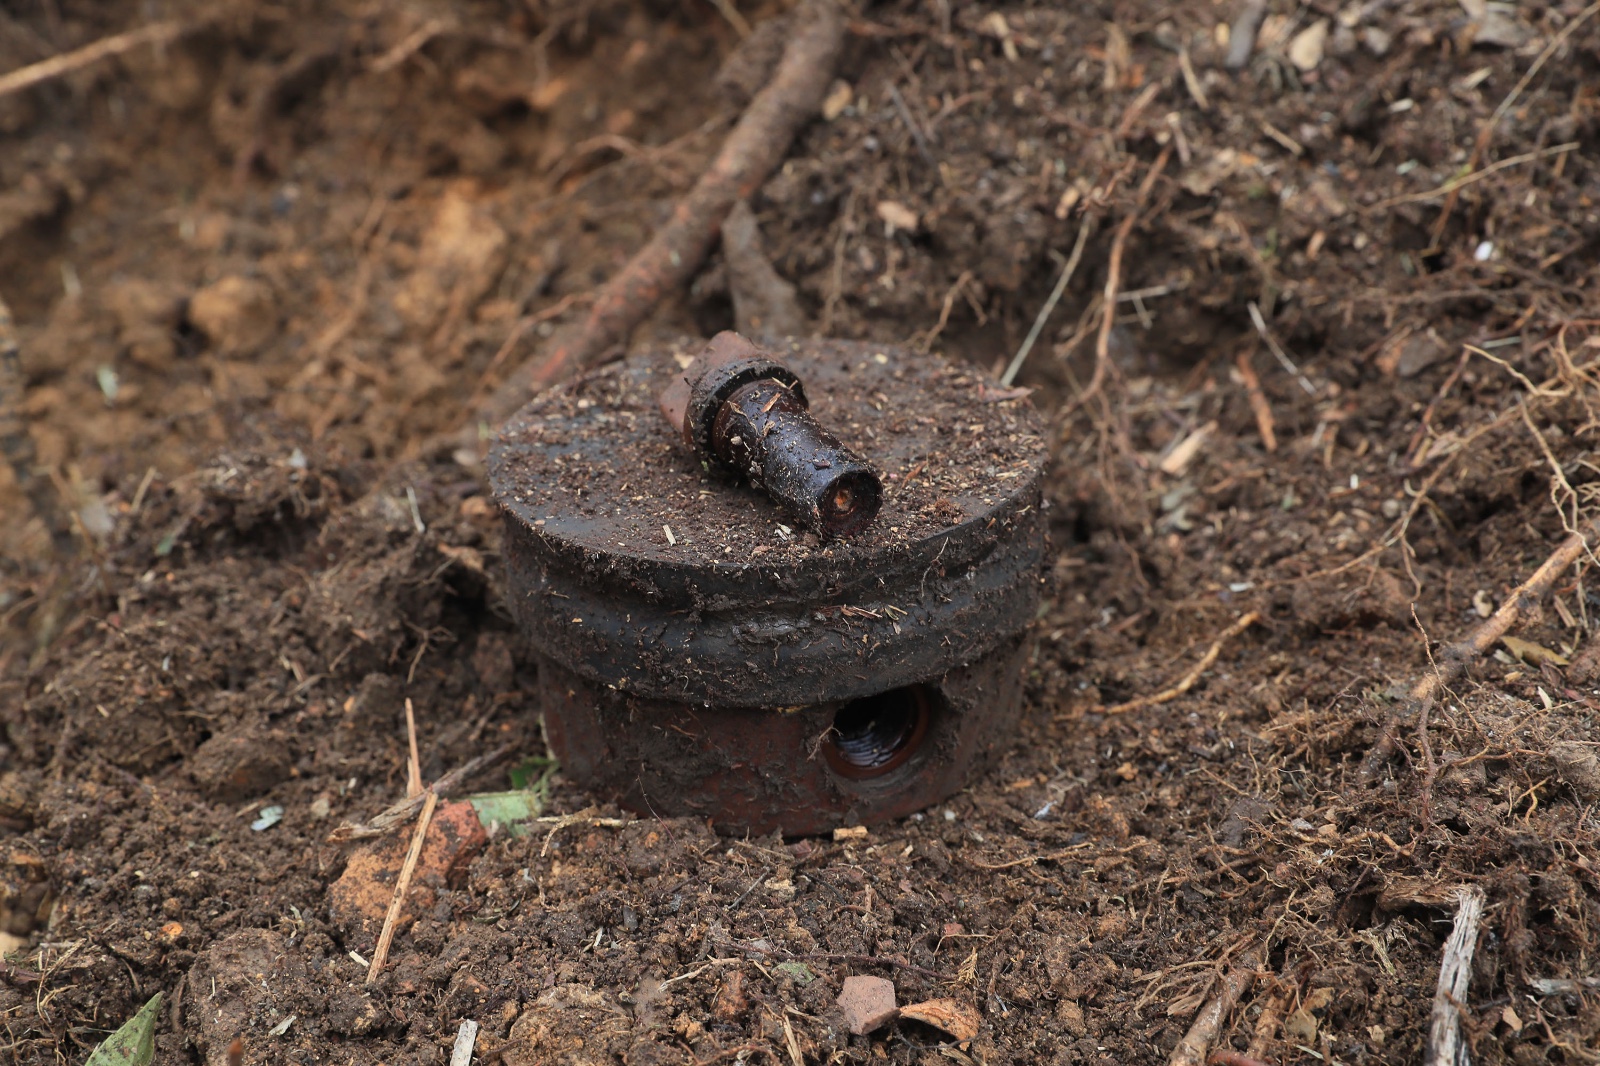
[{"left": 823, "top": 685, "right": 932, "bottom": 780}]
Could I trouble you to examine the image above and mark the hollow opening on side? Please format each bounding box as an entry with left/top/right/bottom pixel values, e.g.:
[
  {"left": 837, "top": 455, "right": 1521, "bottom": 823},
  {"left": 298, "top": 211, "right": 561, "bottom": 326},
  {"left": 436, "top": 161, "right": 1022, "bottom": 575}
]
[{"left": 823, "top": 685, "right": 932, "bottom": 780}]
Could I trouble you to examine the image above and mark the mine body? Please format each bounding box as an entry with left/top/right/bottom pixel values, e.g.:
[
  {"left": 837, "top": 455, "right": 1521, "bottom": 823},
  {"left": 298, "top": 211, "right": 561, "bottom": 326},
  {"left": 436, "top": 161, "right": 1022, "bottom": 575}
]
[{"left": 489, "top": 336, "right": 1048, "bottom": 835}]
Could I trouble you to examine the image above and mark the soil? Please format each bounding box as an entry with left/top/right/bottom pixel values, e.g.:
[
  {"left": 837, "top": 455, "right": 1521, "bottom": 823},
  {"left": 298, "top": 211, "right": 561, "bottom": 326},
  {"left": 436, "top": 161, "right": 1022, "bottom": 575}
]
[{"left": 3, "top": 2, "right": 1600, "bottom": 1065}]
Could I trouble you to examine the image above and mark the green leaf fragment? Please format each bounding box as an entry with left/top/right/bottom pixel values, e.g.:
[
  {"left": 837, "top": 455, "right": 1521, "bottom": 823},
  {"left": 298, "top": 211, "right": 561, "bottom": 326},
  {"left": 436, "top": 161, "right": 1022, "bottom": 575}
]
[
  {"left": 86, "top": 992, "right": 162, "bottom": 1066},
  {"left": 775, "top": 962, "right": 815, "bottom": 985},
  {"left": 468, "top": 791, "right": 541, "bottom": 837}
]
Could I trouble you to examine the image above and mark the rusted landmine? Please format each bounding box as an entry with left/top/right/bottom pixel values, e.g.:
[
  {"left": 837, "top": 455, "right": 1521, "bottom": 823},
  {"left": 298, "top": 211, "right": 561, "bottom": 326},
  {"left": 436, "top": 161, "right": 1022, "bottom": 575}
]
[{"left": 489, "top": 334, "right": 1048, "bottom": 835}]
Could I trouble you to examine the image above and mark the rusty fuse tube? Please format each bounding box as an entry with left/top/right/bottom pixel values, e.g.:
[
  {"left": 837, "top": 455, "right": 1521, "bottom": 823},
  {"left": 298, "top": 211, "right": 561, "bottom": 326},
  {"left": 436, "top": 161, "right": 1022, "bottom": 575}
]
[{"left": 660, "top": 332, "right": 883, "bottom": 537}]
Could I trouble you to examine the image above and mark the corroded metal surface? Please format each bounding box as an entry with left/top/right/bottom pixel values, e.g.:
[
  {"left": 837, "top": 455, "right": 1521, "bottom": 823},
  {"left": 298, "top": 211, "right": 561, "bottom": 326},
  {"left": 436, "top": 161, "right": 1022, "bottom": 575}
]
[{"left": 489, "top": 338, "right": 1048, "bottom": 834}]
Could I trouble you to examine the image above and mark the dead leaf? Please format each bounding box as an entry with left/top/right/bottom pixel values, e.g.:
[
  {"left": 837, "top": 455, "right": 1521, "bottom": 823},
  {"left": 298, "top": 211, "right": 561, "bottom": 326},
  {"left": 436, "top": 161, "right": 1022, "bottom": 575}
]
[
  {"left": 1501, "top": 1004, "right": 1523, "bottom": 1033},
  {"left": 1501, "top": 636, "right": 1569, "bottom": 667},
  {"left": 1180, "top": 148, "right": 1259, "bottom": 197},
  {"left": 899, "top": 998, "right": 981, "bottom": 1042},
  {"left": 1284, "top": 1005, "right": 1318, "bottom": 1043}
]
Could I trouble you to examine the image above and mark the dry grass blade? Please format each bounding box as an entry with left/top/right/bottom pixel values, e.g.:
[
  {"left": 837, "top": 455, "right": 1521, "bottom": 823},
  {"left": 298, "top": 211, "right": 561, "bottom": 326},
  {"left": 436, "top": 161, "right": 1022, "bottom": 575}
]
[
  {"left": 1234, "top": 348, "right": 1277, "bottom": 453},
  {"left": 403, "top": 698, "right": 422, "bottom": 800},
  {"left": 1001, "top": 218, "right": 1095, "bottom": 387},
  {"left": 366, "top": 788, "right": 437, "bottom": 984},
  {"left": 1070, "top": 144, "right": 1172, "bottom": 415},
  {"left": 1374, "top": 143, "right": 1579, "bottom": 211}
]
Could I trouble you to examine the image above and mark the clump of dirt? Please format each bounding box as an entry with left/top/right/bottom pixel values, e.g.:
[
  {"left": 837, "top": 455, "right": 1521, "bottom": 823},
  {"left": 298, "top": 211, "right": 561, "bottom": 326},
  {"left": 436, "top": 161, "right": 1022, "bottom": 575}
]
[{"left": 4, "top": 1, "right": 1600, "bottom": 1064}]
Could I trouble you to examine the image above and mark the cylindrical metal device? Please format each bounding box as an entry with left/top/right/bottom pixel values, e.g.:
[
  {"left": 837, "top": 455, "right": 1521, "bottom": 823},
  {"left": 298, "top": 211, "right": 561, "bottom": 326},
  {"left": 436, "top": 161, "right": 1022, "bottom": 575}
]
[
  {"left": 665, "top": 332, "right": 883, "bottom": 538},
  {"left": 489, "top": 338, "right": 1048, "bottom": 835}
]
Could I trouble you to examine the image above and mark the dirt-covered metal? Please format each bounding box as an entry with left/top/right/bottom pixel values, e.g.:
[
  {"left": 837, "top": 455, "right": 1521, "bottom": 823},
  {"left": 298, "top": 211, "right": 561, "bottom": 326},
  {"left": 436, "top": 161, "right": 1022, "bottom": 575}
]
[
  {"left": 662, "top": 331, "right": 883, "bottom": 538},
  {"left": 489, "top": 337, "right": 1048, "bottom": 835}
]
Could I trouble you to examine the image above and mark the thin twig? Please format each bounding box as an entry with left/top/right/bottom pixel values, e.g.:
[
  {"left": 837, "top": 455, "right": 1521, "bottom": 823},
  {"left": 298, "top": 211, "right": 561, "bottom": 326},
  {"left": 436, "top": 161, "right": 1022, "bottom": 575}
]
[
  {"left": 1247, "top": 302, "right": 1316, "bottom": 396},
  {"left": 0, "top": 18, "right": 197, "bottom": 99},
  {"left": 1170, "top": 946, "right": 1262, "bottom": 1066},
  {"left": 366, "top": 788, "right": 438, "bottom": 984},
  {"left": 328, "top": 744, "right": 511, "bottom": 841},
  {"left": 538, "top": 811, "right": 632, "bottom": 858},
  {"left": 477, "top": 0, "right": 844, "bottom": 430},
  {"left": 1107, "top": 612, "right": 1262, "bottom": 715},
  {"left": 708, "top": 0, "right": 753, "bottom": 38},
  {"left": 962, "top": 843, "right": 1092, "bottom": 871},
  {"left": 887, "top": 83, "right": 935, "bottom": 167},
  {"left": 1426, "top": 887, "right": 1485, "bottom": 1066},
  {"left": 1000, "top": 218, "right": 1095, "bottom": 387},
  {"left": 1358, "top": 517, "right": 1597, "bottom": 782},
  {"left": 1374, "top": 142, "right": 1579, "bottom": 212},
  {"left": 1071, "top": 145, "right": 1172, "bottom": 414}
]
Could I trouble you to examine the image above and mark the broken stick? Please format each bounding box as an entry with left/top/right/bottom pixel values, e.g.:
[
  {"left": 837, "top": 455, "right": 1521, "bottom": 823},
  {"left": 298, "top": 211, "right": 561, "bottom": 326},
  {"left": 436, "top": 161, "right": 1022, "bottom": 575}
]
[
  {"left": 327, "top": 744, "right": 510, "bottom": 841},
  {"left": 1106, "top": 611, "right": 1261, "bottom": 715},
  {"left": 1071, "top": 144, "right": 1172, "bottom": 415},
  {"left": 476, "top": 0, "right": 844, "bottom": 430},
  {"left": 1170, "top": 946, "right": 1263, "bottom": 1066},
  {"left": 0, "top": 19, "right": 197, "bottom": 99},
  {"left": 366, "top": 788, "right": 438, "bottom": 984},
  {"left": 1426, "top": 886, "right": 1484, "bottom": 1066},
  {"left": 1358, "top": 518, "right": 1597, "bottom": 782},
  {"left": 1234, "top": 348, "right": 1277, "bottom": 453}
]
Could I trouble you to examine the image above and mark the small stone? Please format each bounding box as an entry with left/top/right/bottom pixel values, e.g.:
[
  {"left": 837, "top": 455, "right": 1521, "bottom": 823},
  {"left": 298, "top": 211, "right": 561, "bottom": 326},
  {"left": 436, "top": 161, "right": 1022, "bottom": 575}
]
[
  {"left": 822, "top": 79, "right": 852, "bottom": 120},
  {"left": 713, "top": 970, "right": 748, "bottom": 1020},
  {"left": 1288, "top": 19, "right": 1329, "bottom": 72},
  {"left": 328, "top": 801, "right": 489, "bottom": 941},
  {"left": 837, "top": 975, "right": 898, "bottom": 1035}
]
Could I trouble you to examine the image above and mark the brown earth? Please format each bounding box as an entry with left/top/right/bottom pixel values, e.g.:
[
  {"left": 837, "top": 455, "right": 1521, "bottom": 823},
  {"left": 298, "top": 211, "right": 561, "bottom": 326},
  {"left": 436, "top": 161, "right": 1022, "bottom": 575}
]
[{"left": 3, "top": 1, "right": 1600, "bottom": 1063}]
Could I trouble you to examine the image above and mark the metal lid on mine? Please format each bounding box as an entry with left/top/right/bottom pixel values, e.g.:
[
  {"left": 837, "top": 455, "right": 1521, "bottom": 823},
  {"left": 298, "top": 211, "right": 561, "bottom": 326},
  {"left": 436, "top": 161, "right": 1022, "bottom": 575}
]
[{"left": 488, "top": 338, "right": 1049, "bottom": 707}]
